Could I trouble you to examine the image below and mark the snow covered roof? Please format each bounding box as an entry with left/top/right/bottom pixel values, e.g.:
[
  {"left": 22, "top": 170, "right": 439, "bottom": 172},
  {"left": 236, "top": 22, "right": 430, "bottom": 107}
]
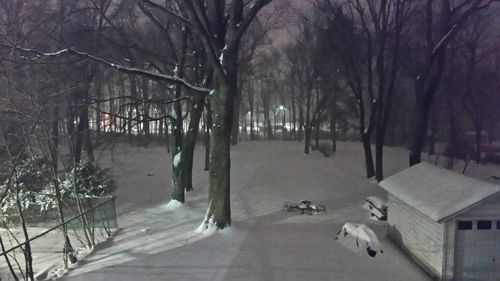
[{"left": 379, "top": 162, "right": 500, "bottom": 222}]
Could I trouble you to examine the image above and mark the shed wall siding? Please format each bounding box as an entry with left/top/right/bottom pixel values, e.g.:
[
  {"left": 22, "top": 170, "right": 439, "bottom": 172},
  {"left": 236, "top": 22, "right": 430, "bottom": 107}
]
[
  {"left": 442, "top": 221, "right": 455, "bottom": 281},
  {"left": 387, "top": 194, "right": 444, "bottom": 279}
]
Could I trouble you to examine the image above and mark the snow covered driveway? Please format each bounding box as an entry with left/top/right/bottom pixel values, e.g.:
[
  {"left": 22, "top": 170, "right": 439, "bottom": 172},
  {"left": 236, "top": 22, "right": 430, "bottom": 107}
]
[{"left": 59, "top": 141, "right": 431, "bottom": 281}]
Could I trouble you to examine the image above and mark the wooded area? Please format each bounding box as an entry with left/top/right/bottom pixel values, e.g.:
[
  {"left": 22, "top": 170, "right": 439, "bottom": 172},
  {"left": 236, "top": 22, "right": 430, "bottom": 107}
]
[{"left": 1, "top": 1, "right": 499, "bottom": 279}]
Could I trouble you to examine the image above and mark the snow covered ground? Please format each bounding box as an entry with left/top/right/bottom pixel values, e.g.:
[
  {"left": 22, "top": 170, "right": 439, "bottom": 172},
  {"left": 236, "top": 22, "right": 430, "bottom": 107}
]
[{"left": 3, "top": 141, "right": 498, "bottom": 280}]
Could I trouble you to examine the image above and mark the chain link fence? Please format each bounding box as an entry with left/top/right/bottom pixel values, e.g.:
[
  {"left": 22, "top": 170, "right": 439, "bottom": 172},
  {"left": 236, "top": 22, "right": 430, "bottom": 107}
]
[{"left": 0, "top": 196, "right": 117, "bottom": 281}]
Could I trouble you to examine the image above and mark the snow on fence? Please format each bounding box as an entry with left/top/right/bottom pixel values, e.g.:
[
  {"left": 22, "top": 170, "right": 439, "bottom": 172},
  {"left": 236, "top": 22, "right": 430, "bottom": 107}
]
[{"left": 0, "top": 197, "right": 118, "bottom": 281}]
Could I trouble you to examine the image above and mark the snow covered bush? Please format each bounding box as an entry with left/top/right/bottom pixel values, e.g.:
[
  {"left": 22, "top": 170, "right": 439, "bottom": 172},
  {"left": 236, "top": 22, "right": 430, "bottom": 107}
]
[
  {"left": 0, "top": 157, "right": 115, "bottom": 223},
  {"left": 59, "top": 161, "right": 115, "bottom": 197},
  {"left": 0, "top": 157, "right": 52, "bottom": 220}
]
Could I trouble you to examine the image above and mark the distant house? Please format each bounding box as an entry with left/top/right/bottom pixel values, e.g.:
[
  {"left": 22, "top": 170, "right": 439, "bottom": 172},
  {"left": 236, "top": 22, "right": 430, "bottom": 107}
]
[{"left": 379, "top": 162, "right": 500, "bottom": 281}]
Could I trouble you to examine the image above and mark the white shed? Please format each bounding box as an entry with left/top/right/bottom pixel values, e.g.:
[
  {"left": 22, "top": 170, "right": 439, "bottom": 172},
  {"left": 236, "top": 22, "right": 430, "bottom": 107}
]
[{"left": 379, "top": 162, "right": 500, "bottom": 281}]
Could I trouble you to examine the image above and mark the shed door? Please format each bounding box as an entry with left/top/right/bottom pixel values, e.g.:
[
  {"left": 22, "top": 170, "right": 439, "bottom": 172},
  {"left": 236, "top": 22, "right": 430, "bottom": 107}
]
[{"left": 454, "top": 220, "right": 500, "bottom": 281}]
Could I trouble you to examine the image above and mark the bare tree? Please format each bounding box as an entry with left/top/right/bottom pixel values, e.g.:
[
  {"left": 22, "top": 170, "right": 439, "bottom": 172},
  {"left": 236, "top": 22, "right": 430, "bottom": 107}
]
[{"left": 409, "top": 0, "right": 498, "bottom": 166}]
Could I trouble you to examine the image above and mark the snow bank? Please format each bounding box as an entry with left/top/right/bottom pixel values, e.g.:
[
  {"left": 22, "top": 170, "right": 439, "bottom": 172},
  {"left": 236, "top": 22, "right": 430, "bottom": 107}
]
[
  {"left": 335, "top": 223, "right": 384, "bottom": 258},
  {"left": 195, "top": 218, "right": 232, "bottom": 236},
  {"left": 163, "top": 199, "right": 184, "bottom": 211},
  {"left": 195, "top": 216, "right": 218, "bottom": 235}
]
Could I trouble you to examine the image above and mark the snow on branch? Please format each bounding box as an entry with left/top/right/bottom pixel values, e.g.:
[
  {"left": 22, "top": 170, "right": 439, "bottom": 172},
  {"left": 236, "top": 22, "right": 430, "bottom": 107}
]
[
  {"left": 1, "top": 44, "right": 210, "bottom": 94},
  {"left": 89, "top": 95, "right": 189, "bottom": 105},
  {"left": 91, "top": 106, "right": 176, "bottom": 123},
  {"left": 431, "top": 0, "right": 496, "bottom": 57}
]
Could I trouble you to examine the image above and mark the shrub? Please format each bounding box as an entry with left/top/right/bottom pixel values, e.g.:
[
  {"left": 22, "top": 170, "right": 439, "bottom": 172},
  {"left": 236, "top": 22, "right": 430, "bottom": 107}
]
[
  {"left": 0, "top": 158, "right": 115, "bottom": 223},
  {"left": 59, "top": 161, "right": 115, "bottom": 197}
]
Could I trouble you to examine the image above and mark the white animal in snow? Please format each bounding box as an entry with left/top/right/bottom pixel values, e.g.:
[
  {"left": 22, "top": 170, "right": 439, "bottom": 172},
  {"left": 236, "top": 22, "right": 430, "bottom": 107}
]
[{"left": 335, "top": 223, "right": 383, "bottom": 257}]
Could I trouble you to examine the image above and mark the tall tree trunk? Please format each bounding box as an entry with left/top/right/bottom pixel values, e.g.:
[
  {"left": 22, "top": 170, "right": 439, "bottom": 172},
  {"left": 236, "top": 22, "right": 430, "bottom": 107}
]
[
  {"left": 48, "top": 95, "right": 70, "bottom": 271},
  {"left": 262, "top": 85, "right": 273, "bottom": 140},
  {"left": 473, "top": 118, "right": 482, "bottom": 163},
  {"left": 428, "top": 107, "right": 438, "bottom": 155},
  {"left": 231, "top": 83, "right": 242, "bottom": 145},
  {"left": 446, "top": 93, "right": 457, "bottom": 169},
  {"left": 330, "top": 92, "right": 337, "bottom": 153},
  {"left": 375, "top": 112, "right": 384, "bottom": 182},
  {"left": 410, "top": 51, "right": 446, "bottom": 166},
  {"left": 292, "top": 86, "right": 297, "bottom": 140},
  {"left": 127, "top": 74, "right": 138, "bottom": 137},
  {"left": 298, "top": 95, "right": 304, "bottom": 141},
  {"left": 81, "top": 100, "right": 94, "bottom": 162},
  {"left": 362, "top": 131, "right": 375, "bottom": 178},
  {"left": 182, "top": 95, "right": 205, "bottom": 191},
  {"left": 409, "top": 97, "right": 432, "bottom": 166},
  {"left": 170, "top": 29, "right": 189, "bottom": 203},
  {"left": 248, "top": 80, "right": 255, "bottom": 140},
  {"left": 95, "top": 75, "right": 102, "bottom": 142},
  {"left": 141, "top": 77, "right": 151, "bottom": 144},
  {"left": 205, "top": 80, "right": 233, "bottom": 229},
  {"left": 304, "top": 89, "right": 312, "bottom": 154},
  {"left": 75, "top": 69, "right": 96, "bottom": 163},
  {"left": 204, "top": 100, "right": 212, "bottom": 171},
  {"left": 159, "top": 105, "right": 164, "bottom": 140},
  {"left": 165, "top": 120, "right": 171, "bottom": 153},
  {"left": 171, "top": 103, "right": 184, "bottom": 202},
  {"left": 314, "top": 118, "right": 320, "bottom": 149}
]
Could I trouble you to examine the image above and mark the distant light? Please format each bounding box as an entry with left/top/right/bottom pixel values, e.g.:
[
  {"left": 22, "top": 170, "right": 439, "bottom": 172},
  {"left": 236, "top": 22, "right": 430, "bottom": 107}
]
[{"left": 279, "top": 105, "right": 285, "bottom": 110}]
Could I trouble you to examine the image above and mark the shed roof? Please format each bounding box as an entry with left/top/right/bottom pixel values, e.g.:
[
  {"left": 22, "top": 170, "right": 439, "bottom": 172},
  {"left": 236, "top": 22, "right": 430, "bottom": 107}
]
[{"left": 379, "top": 162, "right": 500, "bottom": 222}]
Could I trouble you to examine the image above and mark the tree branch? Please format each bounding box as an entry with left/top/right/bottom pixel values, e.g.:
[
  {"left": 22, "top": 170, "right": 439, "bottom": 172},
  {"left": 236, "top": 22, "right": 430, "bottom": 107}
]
[
  {"left": 232, "top": 0, "right": 273, "bottom": 46},
  {"left": 1, "top": 44, "right": 210, "bottom": 94}
]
